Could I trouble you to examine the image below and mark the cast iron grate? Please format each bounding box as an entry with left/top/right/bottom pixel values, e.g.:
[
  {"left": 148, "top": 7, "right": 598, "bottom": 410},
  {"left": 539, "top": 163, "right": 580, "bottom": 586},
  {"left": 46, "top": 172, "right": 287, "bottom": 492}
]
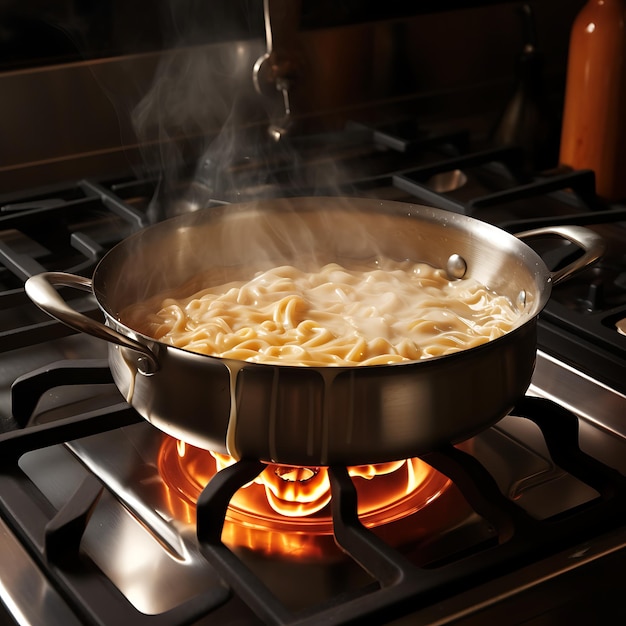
[
  {"left": 196, "top": 395, "right": 626, "bottom": 625},
  {"left": 2, "top": 365, "right": 235, "bottom": 625},
  {"left": 0, "top": 179, "right": 149, "bottom": 352}
]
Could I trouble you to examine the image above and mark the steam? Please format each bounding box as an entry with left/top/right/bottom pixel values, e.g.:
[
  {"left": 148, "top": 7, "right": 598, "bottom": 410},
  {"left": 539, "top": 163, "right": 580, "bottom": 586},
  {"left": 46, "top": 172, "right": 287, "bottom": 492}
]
[
  {"left": 130, "top": 3, "right": 355, "bottom": 225},
  {"left": 132, "top": 40, "right": 261, "bottom": 221},
  {"left": 129, "top": 0, "right": 279, "bottom": 223},
  {"left": 128, "top": 0, "right": 371, "bottom": 304}
]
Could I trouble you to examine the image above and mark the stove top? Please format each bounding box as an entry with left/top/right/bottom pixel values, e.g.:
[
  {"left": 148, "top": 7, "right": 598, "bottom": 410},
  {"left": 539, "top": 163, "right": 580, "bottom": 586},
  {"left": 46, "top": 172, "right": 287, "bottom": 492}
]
[
  {"left": 1, "top": 347, "right": 626, "bottom": 625},
  {"left": 1, "top": 118, "right": 626, "bottom": 624}
]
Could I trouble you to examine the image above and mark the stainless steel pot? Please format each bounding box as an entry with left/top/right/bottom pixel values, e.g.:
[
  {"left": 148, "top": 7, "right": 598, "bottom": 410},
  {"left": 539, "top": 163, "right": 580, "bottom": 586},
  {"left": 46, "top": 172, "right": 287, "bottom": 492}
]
[{"left": 25, "top": 197, "right": 604, "bottom": 466}]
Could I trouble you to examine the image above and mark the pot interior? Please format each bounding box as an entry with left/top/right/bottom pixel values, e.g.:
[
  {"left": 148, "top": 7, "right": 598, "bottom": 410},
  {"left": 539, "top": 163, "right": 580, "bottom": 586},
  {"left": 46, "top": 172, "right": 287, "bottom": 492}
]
[{"left": 94, "top": 197, "right": 549, "bottom": 330}]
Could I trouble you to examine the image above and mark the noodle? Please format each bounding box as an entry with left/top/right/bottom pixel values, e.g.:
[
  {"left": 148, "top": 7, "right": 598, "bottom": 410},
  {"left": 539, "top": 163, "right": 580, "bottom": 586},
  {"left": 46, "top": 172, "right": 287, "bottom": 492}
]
[{"left": 121, "top": 260, "right": 521, "bottom": 366}]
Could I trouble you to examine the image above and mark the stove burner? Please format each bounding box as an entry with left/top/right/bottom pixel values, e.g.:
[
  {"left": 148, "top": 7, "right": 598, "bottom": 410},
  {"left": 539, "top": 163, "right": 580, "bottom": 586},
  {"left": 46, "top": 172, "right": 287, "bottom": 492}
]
[{"left": 158, "top": 438, "right": 458, "bottom": 560}]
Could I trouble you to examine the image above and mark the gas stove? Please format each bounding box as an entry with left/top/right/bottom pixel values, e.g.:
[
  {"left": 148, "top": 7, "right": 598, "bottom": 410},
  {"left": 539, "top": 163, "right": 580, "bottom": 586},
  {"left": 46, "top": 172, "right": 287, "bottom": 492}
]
[{"left": 1, "top": 116, "right": 626, "bottom": 625}]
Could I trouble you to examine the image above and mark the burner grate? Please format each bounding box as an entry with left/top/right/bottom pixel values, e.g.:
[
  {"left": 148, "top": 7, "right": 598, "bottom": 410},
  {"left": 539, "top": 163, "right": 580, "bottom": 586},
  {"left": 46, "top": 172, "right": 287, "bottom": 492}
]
[
  {"left": 0, "top": 178, "right": 149, "bottom": 352},
  {"left": 0, "top": 388, "right": 237, "bottom": 625},
  {"left": 196, "top": 397, "right": 626, "bottom": 625}
]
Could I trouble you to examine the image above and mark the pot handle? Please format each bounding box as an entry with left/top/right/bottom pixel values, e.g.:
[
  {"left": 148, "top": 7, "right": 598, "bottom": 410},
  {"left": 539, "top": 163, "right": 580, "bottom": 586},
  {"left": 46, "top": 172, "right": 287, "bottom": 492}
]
[
  {"left": 514, "top": 225, "right": 605, "bottom": 286},
  {"left": 25, "top": 272, "right": 159, "bottom": 374}
]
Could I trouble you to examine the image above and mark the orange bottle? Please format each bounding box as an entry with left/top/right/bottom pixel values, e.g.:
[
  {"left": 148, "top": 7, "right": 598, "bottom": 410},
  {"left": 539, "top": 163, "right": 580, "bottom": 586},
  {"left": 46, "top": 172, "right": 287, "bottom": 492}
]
[{"left": 559, "top": 0, "right": 626, "bottom": 201}]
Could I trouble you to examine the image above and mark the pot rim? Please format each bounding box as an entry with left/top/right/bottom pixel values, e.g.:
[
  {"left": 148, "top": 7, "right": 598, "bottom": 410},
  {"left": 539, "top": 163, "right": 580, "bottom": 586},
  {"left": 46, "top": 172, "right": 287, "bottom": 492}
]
[{"left": 94, "top": 196, "right": 553, "bottom": 370}]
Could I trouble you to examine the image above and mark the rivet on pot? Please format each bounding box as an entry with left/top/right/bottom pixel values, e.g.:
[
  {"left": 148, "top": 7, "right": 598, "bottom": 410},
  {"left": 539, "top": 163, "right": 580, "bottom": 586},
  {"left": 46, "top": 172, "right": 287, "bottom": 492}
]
[
  {"left": 446, "top": 254, "right": 467, "bottom": 279},
  {"left": 517, "top": 290, "right": 527, "bottom": 309}
]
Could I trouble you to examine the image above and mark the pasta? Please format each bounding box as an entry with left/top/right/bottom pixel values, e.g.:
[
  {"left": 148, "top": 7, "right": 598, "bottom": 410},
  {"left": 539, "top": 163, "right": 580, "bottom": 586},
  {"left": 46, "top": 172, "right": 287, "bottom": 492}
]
[{"left": 121, "top": 260, "right": 521, "bottom": 366}]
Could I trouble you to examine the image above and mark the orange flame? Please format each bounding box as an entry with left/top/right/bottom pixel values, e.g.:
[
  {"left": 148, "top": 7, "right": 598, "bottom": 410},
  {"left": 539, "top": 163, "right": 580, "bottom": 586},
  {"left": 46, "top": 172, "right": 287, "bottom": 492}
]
[{"left": 159, "top": 438, "right": 469, "bottom": 559}]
